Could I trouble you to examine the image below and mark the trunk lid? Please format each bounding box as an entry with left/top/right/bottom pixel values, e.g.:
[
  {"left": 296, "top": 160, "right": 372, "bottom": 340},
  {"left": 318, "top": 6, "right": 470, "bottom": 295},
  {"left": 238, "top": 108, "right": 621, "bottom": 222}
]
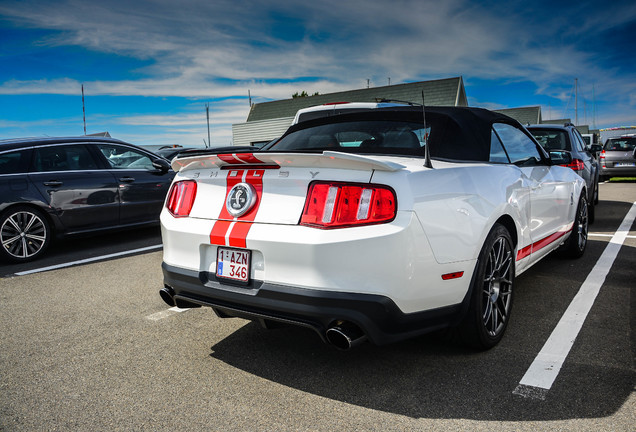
[{"left": 173, "top": 151, "right": 405, "bottom": 225}]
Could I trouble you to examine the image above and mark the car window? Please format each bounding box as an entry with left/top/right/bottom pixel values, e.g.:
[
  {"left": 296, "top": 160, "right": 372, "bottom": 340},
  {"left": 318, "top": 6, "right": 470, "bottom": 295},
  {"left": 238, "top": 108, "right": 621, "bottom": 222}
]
[
  {"left": 528, "top": 129, "right": 569, "bottom": 151},
  {"left": 98, "top": 144, "right": 155, "bottom": 170},
  {"left": 0, "top": 149, "right": 32, "bottom": 174},
  {"left": 489, "top": 130, "right": 510, "bottom": 163},
  {"left": 493, "top": 123, "right": 542, "bottom": 166},
  {"left": 605, "top": 138, "right": 636, "bottom": 151},
  {"left": 33, "top": 144, "right": 99, "bottom": 172},
  {"left": 572, "top": 130, "right": 585, "bottom": 152},
  {"left": 274, "top": 122, "right": 428, "bottom": 151}
]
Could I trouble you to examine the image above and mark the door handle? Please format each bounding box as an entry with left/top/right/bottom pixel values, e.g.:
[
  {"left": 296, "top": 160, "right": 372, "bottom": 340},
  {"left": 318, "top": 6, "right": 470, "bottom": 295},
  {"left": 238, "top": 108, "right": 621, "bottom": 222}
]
[
  {"left": 119, "top": 177, "right": 135, "bottom": 183},
  {"left": 43, "top": 181, "right": 63, "bottom": 187}
]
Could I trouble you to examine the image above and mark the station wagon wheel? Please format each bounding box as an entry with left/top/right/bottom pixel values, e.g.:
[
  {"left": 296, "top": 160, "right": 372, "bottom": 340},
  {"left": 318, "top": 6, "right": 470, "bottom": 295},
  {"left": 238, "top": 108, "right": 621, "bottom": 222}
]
[
  {"left": 0, "top": 207, "right": 51, "bottom": 263},
  {"left": 459, "top": 223, "right": 514, "bottom": 350}
]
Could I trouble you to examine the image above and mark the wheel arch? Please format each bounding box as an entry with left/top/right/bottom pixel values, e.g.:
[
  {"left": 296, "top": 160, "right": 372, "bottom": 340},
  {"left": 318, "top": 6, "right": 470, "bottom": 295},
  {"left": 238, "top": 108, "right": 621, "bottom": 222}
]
[{"left": 494, "top": 214, "right": 518, "bottom": 249}]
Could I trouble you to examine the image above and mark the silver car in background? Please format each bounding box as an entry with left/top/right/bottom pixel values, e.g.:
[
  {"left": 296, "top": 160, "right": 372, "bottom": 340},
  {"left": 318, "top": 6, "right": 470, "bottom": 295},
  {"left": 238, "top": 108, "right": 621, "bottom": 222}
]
[{"left": 599, "top": 135, "right": 636, "bottom": 181}]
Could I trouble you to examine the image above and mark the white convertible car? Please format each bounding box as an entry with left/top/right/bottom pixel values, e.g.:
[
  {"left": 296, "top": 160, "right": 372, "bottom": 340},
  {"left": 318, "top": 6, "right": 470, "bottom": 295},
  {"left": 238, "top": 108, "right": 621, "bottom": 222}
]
[{"left": 159, "top": 106, "right": 588, "bottom": 350}]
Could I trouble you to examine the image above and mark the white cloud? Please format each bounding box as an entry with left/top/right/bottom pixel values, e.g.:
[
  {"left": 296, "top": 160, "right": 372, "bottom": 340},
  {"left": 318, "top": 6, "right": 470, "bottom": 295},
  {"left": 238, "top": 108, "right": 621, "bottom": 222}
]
[{"left": 0, "top": 0, "right": 634, "bottom": 132}]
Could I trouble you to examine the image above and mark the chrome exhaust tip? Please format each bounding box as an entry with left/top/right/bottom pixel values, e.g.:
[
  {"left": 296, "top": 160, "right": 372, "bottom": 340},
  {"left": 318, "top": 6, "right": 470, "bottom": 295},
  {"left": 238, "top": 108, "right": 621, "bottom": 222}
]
[
  {"left": 326, "top": 322, "right": 367, "bottom": 350},
  {"left": 159, "top": 286, "right": 176, "bottom": 307}
]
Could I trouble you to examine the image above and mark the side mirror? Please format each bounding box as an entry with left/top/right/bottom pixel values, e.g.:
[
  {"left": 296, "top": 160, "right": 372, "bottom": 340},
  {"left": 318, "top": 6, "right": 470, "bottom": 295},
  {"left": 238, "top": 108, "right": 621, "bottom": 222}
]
[
  {"left": 152, "top": 158, "right": 171, "bottom": 173},
  {"left": 589, "top": 144, "right": 603, "bottom": 154},
  {"left": 549, "top": 150, "right": 573, "bottom": 166}
]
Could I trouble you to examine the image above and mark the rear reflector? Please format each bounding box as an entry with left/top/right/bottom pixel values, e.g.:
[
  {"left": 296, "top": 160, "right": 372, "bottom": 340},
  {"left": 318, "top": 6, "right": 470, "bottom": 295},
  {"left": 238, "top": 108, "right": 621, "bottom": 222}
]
[
  {"left": 441, "top": 271, "right": 464, "bottom": 280},
  {"left": 301, "top": 181, "right": 396, "bottom": 228},
  {"left": 166, "top": 180, "right": 197, "bottom": 217}
]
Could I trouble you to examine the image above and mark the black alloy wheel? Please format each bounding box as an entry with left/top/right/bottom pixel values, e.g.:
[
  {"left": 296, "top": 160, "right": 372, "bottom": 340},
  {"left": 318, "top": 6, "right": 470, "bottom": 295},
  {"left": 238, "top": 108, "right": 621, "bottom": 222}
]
[
  {"left": 560, "top": 193, "right": 588, "bottom": 259},
  {"left": 459, "top": 223, "right": 514, "bottom": 349},
  {"left": 0, "top": 207, "right": 51, "bottom": 262}
]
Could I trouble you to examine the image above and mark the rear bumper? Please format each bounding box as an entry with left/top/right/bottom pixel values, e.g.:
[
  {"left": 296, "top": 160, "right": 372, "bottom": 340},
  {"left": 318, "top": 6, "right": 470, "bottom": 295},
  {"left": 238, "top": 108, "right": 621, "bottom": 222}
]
[
  {"left": 600, "top": 165, "right": 636, "bottom": 177},
  {"left": 162, "top": 262, "right": 470, "bottom": 346}
]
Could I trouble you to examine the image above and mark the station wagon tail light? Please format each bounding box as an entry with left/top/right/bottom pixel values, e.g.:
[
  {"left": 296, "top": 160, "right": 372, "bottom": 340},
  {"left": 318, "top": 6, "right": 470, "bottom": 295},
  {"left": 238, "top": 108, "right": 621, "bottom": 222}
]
[
  {"left": 166, "top": 180, "right": 197, "bottom": 217},
  {"left": 300, "top": 182, "right": 396, "bottom": 228},
  {"left": 561, "top": 158, "right": 585, "bottom": 171}
]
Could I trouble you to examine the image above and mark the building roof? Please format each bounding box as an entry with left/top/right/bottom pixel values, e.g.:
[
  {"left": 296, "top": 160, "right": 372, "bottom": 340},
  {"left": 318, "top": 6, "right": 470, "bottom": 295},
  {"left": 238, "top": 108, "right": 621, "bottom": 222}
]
[
  {"left": 493, "top": 106, "right": 542, "bottom": 125},
  {"left": 246, "top": 77, "right": 467, "bottom": 122}
]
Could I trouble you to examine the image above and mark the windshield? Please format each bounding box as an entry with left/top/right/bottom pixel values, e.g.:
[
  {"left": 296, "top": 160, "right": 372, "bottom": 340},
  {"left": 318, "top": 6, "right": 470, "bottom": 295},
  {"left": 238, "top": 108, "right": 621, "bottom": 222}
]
[{"left": 605, "top": 137, "right": 636, "bottom": 151}]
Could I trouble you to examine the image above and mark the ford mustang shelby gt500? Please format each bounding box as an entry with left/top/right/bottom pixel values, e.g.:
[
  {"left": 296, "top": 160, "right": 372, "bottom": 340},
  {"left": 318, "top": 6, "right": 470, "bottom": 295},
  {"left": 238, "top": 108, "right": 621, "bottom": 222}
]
[{"left": 159, "top": 106, "right": 588, "bottom": 350}]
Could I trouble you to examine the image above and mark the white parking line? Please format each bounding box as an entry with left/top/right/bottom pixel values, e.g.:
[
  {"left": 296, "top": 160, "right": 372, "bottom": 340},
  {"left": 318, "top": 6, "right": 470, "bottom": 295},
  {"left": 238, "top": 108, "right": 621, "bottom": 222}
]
[
  {"left": 13, "top": 245, "right": 163, "bottom": 276},
  {"left": 514, "top": 201, "right": 636, "bottom": 400},
  {"left": 145, "top": 306, "right": 189, "bottom": 321},
  {"left": 589, "top": 233, "right": 636, "bottom": 239}
]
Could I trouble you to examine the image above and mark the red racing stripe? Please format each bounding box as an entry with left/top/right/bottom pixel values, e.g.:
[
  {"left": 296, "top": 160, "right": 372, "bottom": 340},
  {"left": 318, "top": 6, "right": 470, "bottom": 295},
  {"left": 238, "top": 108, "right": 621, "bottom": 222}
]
[
  {"left": 234, "top": 153, "right": 264, "bottom": 164},
  {"left": 516, "top": 230, "right": 567, "bottom": 261},
  {"left": 210, "top": 220, "right": 233, "bottom": 245},
  {"left": 217, "top": 153, "right": 264, "bottom": 165},
  {"left": 217, "top": 154, "right": 242, "bottom": 164},
  {"left": 209, "top": 169, "right": 265, "bottom": 247},
  {"left": 226, "top": 169, "right": 264, "bottom": 247}
]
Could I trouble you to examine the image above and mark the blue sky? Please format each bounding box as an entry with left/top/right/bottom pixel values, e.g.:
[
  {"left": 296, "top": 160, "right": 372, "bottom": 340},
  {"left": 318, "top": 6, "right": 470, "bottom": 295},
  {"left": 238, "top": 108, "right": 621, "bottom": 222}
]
[{"left": 1, "top": 0, "right": 635, "bottom": 148}]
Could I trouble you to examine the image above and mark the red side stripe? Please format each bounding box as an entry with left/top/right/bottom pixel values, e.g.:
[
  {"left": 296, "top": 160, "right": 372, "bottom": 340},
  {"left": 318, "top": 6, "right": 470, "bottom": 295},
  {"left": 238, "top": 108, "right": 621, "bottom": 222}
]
[{"left": 516, "top": 230, "right": 567, "bottom": 261}]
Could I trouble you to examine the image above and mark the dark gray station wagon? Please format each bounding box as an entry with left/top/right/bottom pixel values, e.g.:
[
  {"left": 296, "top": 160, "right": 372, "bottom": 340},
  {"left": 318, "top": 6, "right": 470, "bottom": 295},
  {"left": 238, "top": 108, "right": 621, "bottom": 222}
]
[{"left": 0, "top": 136, "right": 174, "bottom": 262}]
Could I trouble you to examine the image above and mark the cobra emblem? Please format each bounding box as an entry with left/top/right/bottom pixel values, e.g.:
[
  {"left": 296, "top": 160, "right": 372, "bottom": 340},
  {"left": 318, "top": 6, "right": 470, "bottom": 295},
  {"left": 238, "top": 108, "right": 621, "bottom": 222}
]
[{"left": 226, "top": 182, "right": 257, "bottom": 217}]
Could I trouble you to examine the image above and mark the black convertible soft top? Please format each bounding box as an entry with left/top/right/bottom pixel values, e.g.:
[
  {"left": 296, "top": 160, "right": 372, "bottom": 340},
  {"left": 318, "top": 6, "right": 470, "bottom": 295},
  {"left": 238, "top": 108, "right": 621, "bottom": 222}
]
[{"left": 267, "top": 106, "right": 524, "bottom": 162}]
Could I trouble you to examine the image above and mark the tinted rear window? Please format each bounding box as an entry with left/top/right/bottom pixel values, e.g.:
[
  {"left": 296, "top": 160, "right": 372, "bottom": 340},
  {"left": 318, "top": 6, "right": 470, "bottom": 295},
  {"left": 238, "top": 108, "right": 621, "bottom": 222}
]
[
  {"left": 528, "top": 129, "right": 570, "bottom": 151},
  {"left": 270, "top": 120, "right": 428, "bottom": 156},
  {"left": 605, "top": 138, "right": 636, "bottom": 151}
]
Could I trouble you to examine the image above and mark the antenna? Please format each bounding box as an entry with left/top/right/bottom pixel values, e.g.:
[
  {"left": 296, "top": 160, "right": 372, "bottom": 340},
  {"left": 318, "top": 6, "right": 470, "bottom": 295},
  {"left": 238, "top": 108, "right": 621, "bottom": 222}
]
[
  {"left": 422, "top": 90, "right": 433, "bottom": 169},
  {"left": 205, "top": 103, "right": 211, "bottom": 148},
  {"left": 81, "top": 84, "right": 86, "bottom": 135}
]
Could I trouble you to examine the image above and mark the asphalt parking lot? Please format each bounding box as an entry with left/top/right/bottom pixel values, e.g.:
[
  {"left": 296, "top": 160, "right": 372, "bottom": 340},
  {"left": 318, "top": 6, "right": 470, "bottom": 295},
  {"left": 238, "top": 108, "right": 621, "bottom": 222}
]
[{"left": 1, "top": 182, "right": 634, "bottom": 431}]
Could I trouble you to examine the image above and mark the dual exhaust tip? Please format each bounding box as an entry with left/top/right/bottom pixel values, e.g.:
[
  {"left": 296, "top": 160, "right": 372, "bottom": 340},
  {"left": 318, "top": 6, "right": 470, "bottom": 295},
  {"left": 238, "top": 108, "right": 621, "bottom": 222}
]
[
  {"left": 325, "top": 322, "right": 367, "bottom": 350},
  {"left": 160, "top": 286, "right": 366, "bottom": 350},
  {"left": 160, "top": 286, "right": 177, "bottom": 307}
]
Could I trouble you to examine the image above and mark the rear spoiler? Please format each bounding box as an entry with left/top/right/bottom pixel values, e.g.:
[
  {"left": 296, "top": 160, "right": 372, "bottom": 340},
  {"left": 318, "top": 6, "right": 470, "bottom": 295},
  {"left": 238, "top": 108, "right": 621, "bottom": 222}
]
[{"left": 171, "top": 151, "right": 405, "bottom": 173}]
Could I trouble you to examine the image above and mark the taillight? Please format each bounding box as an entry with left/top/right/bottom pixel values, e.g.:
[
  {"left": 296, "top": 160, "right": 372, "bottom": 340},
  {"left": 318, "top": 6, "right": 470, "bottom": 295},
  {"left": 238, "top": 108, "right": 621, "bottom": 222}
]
[
  {"left": 300, "top": 182, "right": 396, "bottom": 228},
  {"left": 561, "top": 158, "right": 585, "bottom": 171},
  {"left": 599, "top": 150, "right": 606, "bottom": 168},
  {"left": 166, "top": 180, "right": 197, "bottom": 217}
]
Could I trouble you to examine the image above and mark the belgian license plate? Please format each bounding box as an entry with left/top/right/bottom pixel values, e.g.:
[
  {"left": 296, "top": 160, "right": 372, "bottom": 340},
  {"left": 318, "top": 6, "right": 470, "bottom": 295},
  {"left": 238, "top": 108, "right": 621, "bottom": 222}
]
[
  {"left": 616, "top": 162, "right": 635, "bottom": 167},
  {"left": 216, "top": 247, "right": 251, "bottom": 283}
]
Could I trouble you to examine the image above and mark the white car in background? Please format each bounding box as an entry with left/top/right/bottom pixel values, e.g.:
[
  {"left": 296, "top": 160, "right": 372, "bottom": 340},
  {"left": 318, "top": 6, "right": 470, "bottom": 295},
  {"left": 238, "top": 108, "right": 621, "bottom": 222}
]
[{"left": 159, "top": 106, "right": 587, "bottom": 350}]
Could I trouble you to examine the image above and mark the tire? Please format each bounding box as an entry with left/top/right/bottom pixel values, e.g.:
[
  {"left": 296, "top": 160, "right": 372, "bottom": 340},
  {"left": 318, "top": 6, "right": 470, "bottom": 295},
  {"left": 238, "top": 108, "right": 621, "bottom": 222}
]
[
  {"left": 560, "top": 193, "right": 588, "bottom": 259},
  {"left": 0, "top": 206, "right": 51, "bottom": 263},
  {"left": 593, "top": 179, "right": 599, "bottom": 205},
  {"left": 459, "top": 223, "right": 515, "bottom": 350},
  {"left": 588, "top": 184, "right": 596, "bottom": 225}
]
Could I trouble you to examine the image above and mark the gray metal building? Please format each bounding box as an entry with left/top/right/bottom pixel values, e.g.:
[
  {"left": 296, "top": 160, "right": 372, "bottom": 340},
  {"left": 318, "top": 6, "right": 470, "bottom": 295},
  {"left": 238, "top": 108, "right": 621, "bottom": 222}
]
[{"left": 232, "top": 77, "right": 468, "bottom": 147}]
